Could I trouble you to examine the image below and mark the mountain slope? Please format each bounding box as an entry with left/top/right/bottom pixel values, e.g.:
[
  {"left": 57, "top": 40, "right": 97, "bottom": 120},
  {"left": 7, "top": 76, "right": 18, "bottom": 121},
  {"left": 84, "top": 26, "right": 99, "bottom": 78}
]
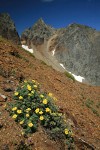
[
  {"left": 21, "top": 20, "right": 100, "bottom": 86},
  {"left": 0, "top": 37, "right": 100, "bottom": 149}
]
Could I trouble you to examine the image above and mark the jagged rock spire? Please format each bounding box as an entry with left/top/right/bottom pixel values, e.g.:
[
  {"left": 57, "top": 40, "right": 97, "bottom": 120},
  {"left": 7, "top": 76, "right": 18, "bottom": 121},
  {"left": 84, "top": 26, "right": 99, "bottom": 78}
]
[{"left": 0, "top": 12, "right": 20, "bottom": 44}]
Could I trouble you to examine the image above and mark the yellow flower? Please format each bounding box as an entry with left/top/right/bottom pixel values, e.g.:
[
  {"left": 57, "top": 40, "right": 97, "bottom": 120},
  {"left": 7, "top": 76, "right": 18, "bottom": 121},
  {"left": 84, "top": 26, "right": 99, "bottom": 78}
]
[
  {"left": 34, "top": 85, "right": 37, "bottom": 89},
  {"left": 57, "top": 113, "right": 62, "bottom": 116},
  {"left": 43, "top": 99, "right": 48, "bottom": 105},
  {"left": 21, "top": 131, "right": 25, "bottom": 135},
  {"left": 45, "top": 108, "right": 51, "bottom": 113},
  {"left": 28, "top": 122, "right": 33, "bottom": 127},
  {"left": 53, "top": 97, "right": 57, "bottom": 101},
  {"left": 31, "top": 91, "right": 34, "bottom": 94},
  {"left": 64, "top": 119, "right": 67, "bottom": 123},
  {"left": 35, "top": 108, "right": 40, "bottom": 113},
  {"left": 26, "top": 108, "right": 31, "bottom": 112},
  {"left": 64, "top": 129, "right": 69, "bottom": 135},
  {"left": 48, "top": 93, "right": 53, "bottom": 97},
  {"left": 12, "top": 114, "right": 17, "bottom": 119},
  {"left": 32, "top": 80, "right": 35, "bottom": 83},
  {"left": 39, "top": 116, "right": 44, "bottom": 120},
  {"left": 20, "top": 120, "right": 24, "bottom": 125},
  {"left": 28, "top": 93, "right": 32, "bottom": 96},
  {"left": 27, "top": 84, "right": 32, "bottom": 91},
  {"left": 12, "top": 107, "right": 17, "bottom": 111},
  {"left": 14, "top": 92, "right": 19, "bottom": 96},
  {"left": 19, "top": 96, "right": 23, "bottom": 100},
  {"left": 40, "top": 94, "right": 44, "bottom": 98},
  {"left": 17, "top": 110, "right": 22, "bottom": 114},
  {"left": 39, "top": 111, "right": 43, "bottom": 115},
  {"left": 71, "top": 133, "right": 74, "bottom": 137},
  {"left": 24, "top": 80, "right": 27, "bottom": 83},
  {"left": 26, "top": 114, "right": 29, "bottom": 117},
  {"left": 69, "top": 131, "right": 73, "bottom": 137}
]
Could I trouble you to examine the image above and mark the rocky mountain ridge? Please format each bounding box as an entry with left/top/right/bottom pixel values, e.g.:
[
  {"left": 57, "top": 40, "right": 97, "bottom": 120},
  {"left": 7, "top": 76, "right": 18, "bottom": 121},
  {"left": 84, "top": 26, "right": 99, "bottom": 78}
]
[
  {"left": 21, "top": 18, "right": 55, "bottom": 46},
  {"left": 21, "top": 19, "right": 100, "bottom": 86},
  {"left": 0, "top": 13, "right": 99, "bottom": 85},
  {"left": 0, "top": 13, "right": 20, "bottom": 45}
]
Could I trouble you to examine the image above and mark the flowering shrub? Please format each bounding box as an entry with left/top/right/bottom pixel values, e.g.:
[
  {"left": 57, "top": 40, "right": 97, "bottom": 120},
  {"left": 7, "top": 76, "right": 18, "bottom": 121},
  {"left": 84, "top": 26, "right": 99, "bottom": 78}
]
[{"left": 8, "top": 80, "right": 74, "bottom": 148}]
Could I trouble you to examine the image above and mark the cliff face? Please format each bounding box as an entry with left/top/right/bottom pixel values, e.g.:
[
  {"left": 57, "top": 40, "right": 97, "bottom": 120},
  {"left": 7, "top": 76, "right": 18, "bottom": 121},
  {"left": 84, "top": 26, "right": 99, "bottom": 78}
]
[
  {"left": 21, "top": 20, "right": 100, "bottom": 86},
  {"left": 0, "top": 13, "right": 20, "bottom": 45},
  {"left": 54, "top": 24, "right": 100, "bottom": 85}
]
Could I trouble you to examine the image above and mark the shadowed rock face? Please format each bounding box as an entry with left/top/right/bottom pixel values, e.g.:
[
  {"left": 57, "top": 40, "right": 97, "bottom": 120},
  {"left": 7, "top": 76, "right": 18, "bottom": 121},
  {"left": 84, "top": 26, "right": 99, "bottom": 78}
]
[
  {"left": 21, "top": 20, "right": 100, "bottom": 86},
  {"left": 0, "top": 13, "right": 20, "bottom": 45}
]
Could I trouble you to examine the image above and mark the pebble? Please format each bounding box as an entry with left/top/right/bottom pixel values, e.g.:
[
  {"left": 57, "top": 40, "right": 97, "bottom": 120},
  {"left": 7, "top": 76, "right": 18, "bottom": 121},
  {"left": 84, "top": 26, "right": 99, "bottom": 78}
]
[{"left": 0, "top": 93, "right": 7, "bottom": 102}]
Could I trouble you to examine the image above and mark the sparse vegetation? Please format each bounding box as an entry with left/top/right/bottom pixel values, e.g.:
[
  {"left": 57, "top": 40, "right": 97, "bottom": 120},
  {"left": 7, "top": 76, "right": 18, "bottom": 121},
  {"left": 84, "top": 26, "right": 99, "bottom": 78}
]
[
  {"left": 20, "top": 46, "right": 35, "bottom": 59},
  {"left": 85, "top": 99, "right": 99, "bottom": 117},
  {"left": 0, "top": 35, "right": 9, "bottom": 43},
  {"left": 41, "top": 60, "right": 47, "bottom": 65},
  {"left": 85, "top": 99, "right": 94, "bottom": 108},
  {"left": 96, "top": 102, "right": 100, "bottom": 108},
  {"left": 7, "top": 80, "right": 74, "bottom": 148},
  {"left": 91, "top": 108, "right": 99, "bottom": 117},
  {"left": 0, "top": 66, "right": 11, "bottom": 78},
  {"left": 9, "top": 51, "right": 21, "bottom": 58},
  {"left": 64, "top": 71, "right": 75, "bottom": 81},
  {"left": 16, "top": 141, "right": 31, "bottom": 150}
]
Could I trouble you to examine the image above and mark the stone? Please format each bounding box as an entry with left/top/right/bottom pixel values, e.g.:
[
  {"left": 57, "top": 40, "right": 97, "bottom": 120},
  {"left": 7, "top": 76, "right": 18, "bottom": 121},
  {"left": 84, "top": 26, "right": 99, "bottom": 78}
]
[{"left": 0, "top": 93, "right": 7, "bottom": 102}]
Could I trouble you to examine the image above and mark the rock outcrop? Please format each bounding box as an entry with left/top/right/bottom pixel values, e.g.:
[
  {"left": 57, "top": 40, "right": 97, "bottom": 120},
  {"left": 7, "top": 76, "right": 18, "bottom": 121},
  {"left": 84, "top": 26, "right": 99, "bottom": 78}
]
[
  {"left": 21, "top": 20, "right": 100, "bottom": 86},
  {"left": 0, "top": 13, "right": 20, "bottom": 44},
  {"left": 21, "top": 18, "right": 55, "bottom": 46}
]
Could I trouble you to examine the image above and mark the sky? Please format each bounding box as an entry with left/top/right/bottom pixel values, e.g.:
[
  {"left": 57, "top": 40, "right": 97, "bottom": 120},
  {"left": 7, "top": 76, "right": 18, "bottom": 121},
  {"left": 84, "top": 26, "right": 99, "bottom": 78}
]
[{"left": 0, "top": 0, "right": 100, "bottom": 35}]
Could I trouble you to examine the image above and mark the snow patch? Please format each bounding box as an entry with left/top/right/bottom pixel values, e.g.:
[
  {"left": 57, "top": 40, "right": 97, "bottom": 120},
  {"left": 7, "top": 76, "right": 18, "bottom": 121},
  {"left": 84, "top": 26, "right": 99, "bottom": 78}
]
[
  {"left": 60, "top": 63, "right": 85, "bottom": 83},
  {"left": 22, "top": 45, "right": 33, "bottom": 53},
  {"left": 52, "top": 48, "right": 55, "bottom": 56},
  {"left": 69, "top": 72, "right": 85, "bottom": 82},
  {"left": 60, "top": 63, "right": 66, "bottom": 69}
]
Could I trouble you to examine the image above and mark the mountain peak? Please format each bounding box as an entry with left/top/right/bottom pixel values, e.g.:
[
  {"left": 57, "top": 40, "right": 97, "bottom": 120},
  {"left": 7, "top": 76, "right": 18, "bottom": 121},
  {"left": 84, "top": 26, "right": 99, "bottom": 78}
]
[
  {"left": 21, "top": 18, "right": 55, "bottom": 45},
  {"left": 0, "top": 12, "right": 20, "bottom": 44},
  {"left": 0, "top": 12, "right": 10, "bottom": 17},
  {"left": 33, "top": 18, "right": 46, "bottom": 27},
  {"left": 37, "top": 18, "right": 45, "bottom": 24},
  {"left": 67, "top": 22, "right": 95, "bottom": 30}
]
